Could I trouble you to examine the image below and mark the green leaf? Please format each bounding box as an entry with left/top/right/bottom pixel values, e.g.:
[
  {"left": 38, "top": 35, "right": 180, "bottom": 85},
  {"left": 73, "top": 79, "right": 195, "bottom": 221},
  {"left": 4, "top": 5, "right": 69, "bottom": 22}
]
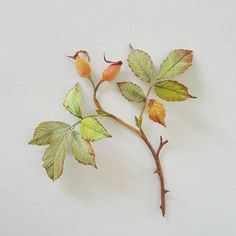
[
  {"left": 96, "top": 110, "right": 112, "bottom": 117},
  {"left": 157, "top": 49, "right": 193, "bottom": 80},
  {"left": 43, "top": 139, "right": 67, "bottom": 181},
  {"left": 80, "top": 117, "right": 111, "bottom": 142},
  {"left": 154, "top": 80, "right": 196, "bottom": 102},
  {"left": 71, "top": 131, "right": 96, "bottom": 168},
  {"left": 128, "top": 48, "right": 154, "bottom": 82},
  {"left": 28, "top": 121, "right": 70, "bottom": 146},
  {"left": 117, "top": 82, "right": 146, "bottom": 103},
  {"left": 135, "top": 116, "right": 139, "bottom": 127},
  {"left": 64, "top": 83, "right": 82, "bottom": 118},
  {"left": 135, "top": 116, "right": 143, "bottom": 128}
]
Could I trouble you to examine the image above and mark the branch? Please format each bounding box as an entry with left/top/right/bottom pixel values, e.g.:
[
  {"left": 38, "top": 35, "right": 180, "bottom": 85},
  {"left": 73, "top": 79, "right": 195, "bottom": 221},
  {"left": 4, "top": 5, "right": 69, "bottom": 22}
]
[
  {"left": 155, "top": 136, "right": 168, "bottom": 216},
  {"left": 140, "top": 131, "right": 168, "bottom": 216},
  {"left": 91, "top": 78, "right": 169, "bottom": 217},
  {"left": 93, "top": 80, "right": 141, "bottom": 136}
]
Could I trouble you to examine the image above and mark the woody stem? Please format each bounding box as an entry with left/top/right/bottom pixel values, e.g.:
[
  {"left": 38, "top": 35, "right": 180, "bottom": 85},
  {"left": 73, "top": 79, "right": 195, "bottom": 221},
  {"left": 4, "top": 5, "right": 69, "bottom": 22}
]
[
  {"left": 140, "top": 131, "right": 168, "bottom": 216},
  {"left": 91, "top": 78, "right": 168, "bottom": 216}
]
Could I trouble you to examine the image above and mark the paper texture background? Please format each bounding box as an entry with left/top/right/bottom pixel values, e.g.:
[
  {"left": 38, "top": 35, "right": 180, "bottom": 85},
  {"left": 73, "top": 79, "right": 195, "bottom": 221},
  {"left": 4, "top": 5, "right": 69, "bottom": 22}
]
[{"left": 0, "top": 0, "right": 235, "bottom": 235}]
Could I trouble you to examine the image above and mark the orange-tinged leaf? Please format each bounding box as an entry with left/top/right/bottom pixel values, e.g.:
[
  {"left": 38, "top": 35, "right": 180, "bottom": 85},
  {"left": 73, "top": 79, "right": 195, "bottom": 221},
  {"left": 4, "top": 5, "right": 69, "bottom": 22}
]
[{"left": 147, "top": 99, "right": 166, "bottom": 127}]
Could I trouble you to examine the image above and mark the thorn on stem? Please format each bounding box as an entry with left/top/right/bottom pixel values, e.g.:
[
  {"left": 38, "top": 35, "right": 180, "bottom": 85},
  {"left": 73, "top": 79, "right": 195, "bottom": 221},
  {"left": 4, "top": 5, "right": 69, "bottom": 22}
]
[{"left": 160, "top": 205, "right": 165, "bottom": 217}]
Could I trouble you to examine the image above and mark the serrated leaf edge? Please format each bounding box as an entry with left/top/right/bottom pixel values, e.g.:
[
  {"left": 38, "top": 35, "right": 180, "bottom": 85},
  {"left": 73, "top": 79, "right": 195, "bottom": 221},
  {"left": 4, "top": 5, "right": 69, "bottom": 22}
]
[
  {"left": 127, "top": 49, "right": 154, "bottom": 82},
  {"left": 117, "top": 82, "right": 146, "bottom": 103},
  {"left": 157, "top": 49, "right": 193, "bottom": 80},
  {"left": 155, "top": 80, "right": 196, "bottom": 102},
  {"left": 63, "top": 83, "right": 82, "bottom": 118}
]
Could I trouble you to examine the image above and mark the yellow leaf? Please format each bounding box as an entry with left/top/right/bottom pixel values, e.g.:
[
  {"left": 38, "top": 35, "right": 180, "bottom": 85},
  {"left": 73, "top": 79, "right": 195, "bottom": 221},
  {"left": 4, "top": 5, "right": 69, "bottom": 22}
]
[
  {"left": 147, "top": 99, "right": 166, "bottom": 127},
  {"left": 154, "top": 80, "right": 196, "bottom": 102},
  {"left": 80, "top": 117, "right": 112, "bottom": 142}
]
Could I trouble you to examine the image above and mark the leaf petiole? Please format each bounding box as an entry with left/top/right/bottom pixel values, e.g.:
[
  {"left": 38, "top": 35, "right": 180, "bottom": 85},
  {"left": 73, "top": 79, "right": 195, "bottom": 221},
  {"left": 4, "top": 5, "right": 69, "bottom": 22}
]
[{"left": 138, "top": 83, "right": 153, "bottom": 125}]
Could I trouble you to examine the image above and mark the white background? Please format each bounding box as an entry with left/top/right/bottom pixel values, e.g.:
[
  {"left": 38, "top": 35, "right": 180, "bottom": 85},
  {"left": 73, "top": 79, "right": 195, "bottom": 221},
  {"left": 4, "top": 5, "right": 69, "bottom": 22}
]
[{"left": 0, "top": 0, "right": 235, "bottom": 235}]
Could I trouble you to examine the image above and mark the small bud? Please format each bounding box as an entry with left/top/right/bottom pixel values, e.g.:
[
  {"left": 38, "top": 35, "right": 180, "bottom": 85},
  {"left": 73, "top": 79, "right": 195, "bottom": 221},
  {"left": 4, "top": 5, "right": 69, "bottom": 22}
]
[
  {"left": 68, "top": 50, "right": 91, "bottom": 78},
  {"left": 102, "top": 55, "right": 122, "bottom": 82}
]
